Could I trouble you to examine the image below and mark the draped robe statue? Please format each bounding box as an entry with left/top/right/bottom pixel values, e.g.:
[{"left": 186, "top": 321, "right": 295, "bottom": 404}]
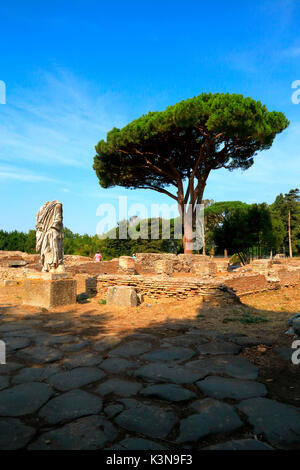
[{"left": 36, "top": 201, "right": 64, "bottom": 272}]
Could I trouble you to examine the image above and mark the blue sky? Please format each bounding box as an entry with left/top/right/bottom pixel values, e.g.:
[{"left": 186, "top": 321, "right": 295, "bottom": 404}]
[{"left": 0, "top": 0, "right": 299, "bottom": 234}]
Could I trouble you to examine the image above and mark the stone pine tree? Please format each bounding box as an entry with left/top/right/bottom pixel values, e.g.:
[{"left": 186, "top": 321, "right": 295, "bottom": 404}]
[
  {"left": 273, "top": 189, "right": 300, "bottom": 257},
  {"left": 93, "top": 93, "right": 289, "bottom": 253}
]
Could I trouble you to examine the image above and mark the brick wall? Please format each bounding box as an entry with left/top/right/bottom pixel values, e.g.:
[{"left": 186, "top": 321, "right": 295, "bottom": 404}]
[{"left": 88, "top": 274, "right": 239, "bottom": 305}]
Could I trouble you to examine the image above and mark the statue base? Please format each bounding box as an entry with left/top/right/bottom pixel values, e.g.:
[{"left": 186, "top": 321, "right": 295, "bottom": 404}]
[{"left": 23, "top": 273, "right": 77, "bottom": 309}]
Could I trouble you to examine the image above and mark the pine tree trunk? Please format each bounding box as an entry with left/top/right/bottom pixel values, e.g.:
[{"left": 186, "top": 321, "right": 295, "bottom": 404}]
[
  {"left": 288, "top": 210, "right": 293, "bottom": 258},
  {"left": 183, "top": 221, "right": 193, "bottom": 254}
]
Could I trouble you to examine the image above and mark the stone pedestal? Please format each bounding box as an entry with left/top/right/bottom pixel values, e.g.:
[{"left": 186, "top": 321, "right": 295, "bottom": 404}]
[{"left": 23, "top": 273, "right": 76, "bottom": 309}]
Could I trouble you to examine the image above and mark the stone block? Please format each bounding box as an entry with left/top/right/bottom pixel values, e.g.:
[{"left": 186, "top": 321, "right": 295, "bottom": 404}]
[
  {"left": 23, "top": 277, "right": 77, "bottom": 309},
  {"left": 118, "top": 256, "right": 136, "bottom": 274},
  {"left": 3, "top": 280, "right": 21, "bottom": 287},
  {"left": 192, "top": 261, "right": 217, "bottom": 276},
  {"left": 107, "top": 286, "right": 138, "bottom": 307},
  {"left": 154, "top": 259, "right": 173, "bottom": 275},
  {"left": 8, "top": 260, "right": 27, "bottom": 267}
]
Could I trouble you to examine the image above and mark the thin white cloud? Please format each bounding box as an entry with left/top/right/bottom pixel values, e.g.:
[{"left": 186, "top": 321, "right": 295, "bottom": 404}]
[
  {"left": 0, "top": 165, "right": 59, "bottom": 183},
  {"left": 0, "top": 68, "right": 127, "bottom": 169}
]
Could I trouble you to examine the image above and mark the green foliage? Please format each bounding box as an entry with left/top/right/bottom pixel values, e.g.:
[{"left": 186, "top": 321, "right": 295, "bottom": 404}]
[
  {"left": 0, "top": 229, "right": 32, "bottom": 252},
  {"left": 94, "top": 92, "right": 289, "bottom": 193},
  {"left": 213, "top": 203, "right": 277, "bottom": 264},
  {"left": 271, "top": 188, "right": 300, "bottom": 254}
]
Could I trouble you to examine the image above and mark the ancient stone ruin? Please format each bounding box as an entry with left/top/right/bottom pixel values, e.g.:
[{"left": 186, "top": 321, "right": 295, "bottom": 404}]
[{"left": 21, "top": 201, "right": 77, "bottom": 308}]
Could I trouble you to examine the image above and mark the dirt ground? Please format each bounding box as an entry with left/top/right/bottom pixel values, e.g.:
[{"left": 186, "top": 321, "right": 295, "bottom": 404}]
[{"left": 1, "top": 282, "right": 299, "bottom": 340}]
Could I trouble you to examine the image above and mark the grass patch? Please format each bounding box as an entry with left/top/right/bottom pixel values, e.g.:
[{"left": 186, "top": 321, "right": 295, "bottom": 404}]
[
  {"left": 196, "top": 313, "right": 205, "bottom": 319},
  {"left": 223, "top": 312, "right": 269, "bottom": 324}
]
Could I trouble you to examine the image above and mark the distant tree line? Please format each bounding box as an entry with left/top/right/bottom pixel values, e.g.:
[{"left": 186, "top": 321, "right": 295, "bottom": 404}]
[{"left": 0, "top": 189, "right": 299, "bottom": 262}]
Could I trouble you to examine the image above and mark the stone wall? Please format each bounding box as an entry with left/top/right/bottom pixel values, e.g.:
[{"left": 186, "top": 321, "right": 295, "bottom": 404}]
[
  {"left": 88, "top": 273, "right": 239, "bottom": 305},
  {"left": 135, "top": 253, "right": 217, "bottom": 275}
]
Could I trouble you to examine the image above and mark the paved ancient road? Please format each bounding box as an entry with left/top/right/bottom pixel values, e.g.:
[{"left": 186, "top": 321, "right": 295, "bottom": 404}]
[{"left": 0, "top": 305, "right": 299, "bottom": 450}]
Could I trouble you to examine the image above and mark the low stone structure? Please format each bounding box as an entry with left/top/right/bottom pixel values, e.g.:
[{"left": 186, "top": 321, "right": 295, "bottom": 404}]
[
  {"left": 107, "top": 285, "right": 139, "bottom": 307},
  {"left": 118, "top": 256, "right": 136, "bottom": 274},
  {"left": 22, "top": 272, "right": 77, "bottom": 309},
  {"left": 135, "top": 253, "right": 217, "bottom": 274},
  {"left": 90, "top": 273, "right": 239, "bottom": 305},
  {"left": 154, "top": 259, "right": 174, "bottom": 276},
  {"left": 1, "top": 249, "right": 300, "bottom": 308},
  {"left": 191, "top": 261, "right": 217, "bottom": 276}
]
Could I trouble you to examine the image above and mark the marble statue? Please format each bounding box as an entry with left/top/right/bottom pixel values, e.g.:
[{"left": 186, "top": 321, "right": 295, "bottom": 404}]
[{"left": 36, "top": 200, "right": 64, "bottom": 272}]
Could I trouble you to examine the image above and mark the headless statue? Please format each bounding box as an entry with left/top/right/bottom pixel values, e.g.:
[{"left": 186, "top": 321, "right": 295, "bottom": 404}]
[{"left": 36, "top": 200, "right": 64, "bottom": 272}]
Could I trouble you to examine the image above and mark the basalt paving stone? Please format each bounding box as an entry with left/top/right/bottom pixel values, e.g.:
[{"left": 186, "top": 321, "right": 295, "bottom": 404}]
[
  {"left": 202, "top": 439, "right": 274, "bottom": 450},
  {"left": 109, "top": 437, "right": 167, "bottom": 451},
  {"left": 141, "top": 384, "right": 197, "bottom": 402},
  {"left": 0, "top": 418, "right": 36, "bottom": 450},
  {"left": 0, "top": 382, "right": 52, "bottom": 416},
  {"left": 2, "top": 329, "right": 43, "bottom": 338},
  {"left": 47, "top": 367, "right": 106, "bottom": 392},
  {"left": 216, "top": 333, "right": 247, "bottom": 342},
  {"left": 100, "top": 358, "right": 137, "bottom": 374},
  {"left": 5, "top": 337, "right": 31, "bottom": 351},
  {"left": 196, "top": 341, "right": 241, "bottom": 356},
  {"left": 141, "top": 346, "right": 195, "bottom": 363},
  {"left": 162, "top": 335, "right": 209, "bottom": 347},
  {"left": 93, "top": 337, "right": 121, "bottom": 353},
  {"left": 12, "top": 365, "right": 62, "bottom": 384},
  {"left": 108, "top": 341, "right": 153, "bottom": 358},
  {"left": 34, "top": 334, "right": 77, "bottom": 346},
  {"left": 126, "top": 333, "right": 158, "bottom": 341},
  {"left": 186, "top": 356, "right": 259, "bottom": 380},
  {"left": 59, "top": 340, "right": 90, "bottom": 352},
  {"left": 62, "top": 351, "right": 103, "bottom": 369},
  {"left": 177, "top": 398, "right": 243, "bottom": 443},
  {"left": 0, "top": 376, "right": 9, "bottom": 390},
  {"left": 118, "top": 398, "right": 140, "bottom": 409},
  {"left": 233, "top": 337, "right": 273, "bottom": 347},
  {"left": 185, "top": 329, "right": 220, "bottom": 339},
  {"left": 237, "top": 397, "right": 300, "bottom": 449},
  {"left": 17, "top": 346, "right": 63, "bottom": 364},
  {"left": 29, "top": 415, "right": 118, "bottom": 450},
  {"left": 161, "top": 324, "right": 189, "bottom": 332},
  {"left": 0, "top": 362, "right": 22, "bottom": 374},
  {"left": 104, "top": 404, "right": 124, "bottom": 418},
  {"left": 0, "top": 322, "right": 38, "bottom": 333},
  {"left": 96, "top": 378, "right": 142, "bottom": 397},
  {"left": 44, "top": 320, "right": 72, "bottom": 329},
  {"left": 39, "top": 389, "right": 103, "bottom": 425},
  {"left": 274, "top": 347, "right": 293, "bottom": 361},
  {"left": 135, "top": 363, "right": 205, "bottom": 384},
  {"left": 196, "top": 376, "right": 268, "bottom": 400},
  {"left": 114, "top": 402, "right": 178, "bottom": 439}
]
